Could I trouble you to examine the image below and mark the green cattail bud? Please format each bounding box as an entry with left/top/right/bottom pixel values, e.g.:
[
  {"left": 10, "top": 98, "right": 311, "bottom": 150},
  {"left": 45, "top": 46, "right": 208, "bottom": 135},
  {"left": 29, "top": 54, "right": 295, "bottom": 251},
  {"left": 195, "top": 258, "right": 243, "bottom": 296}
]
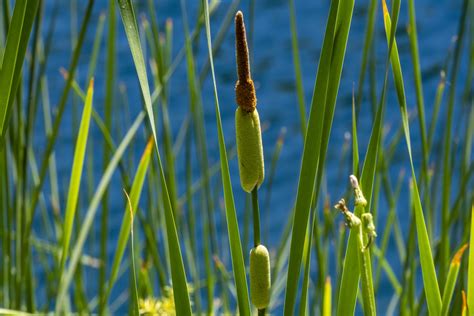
[
  {"left": 249, "top": 244, "right": 271, "bottom": 309},
  {"left": 236, "top": 107, "right": 264, "bottom": 192},
  {"left": 234, "top": 11, "right": 264, "bottom": 192}
]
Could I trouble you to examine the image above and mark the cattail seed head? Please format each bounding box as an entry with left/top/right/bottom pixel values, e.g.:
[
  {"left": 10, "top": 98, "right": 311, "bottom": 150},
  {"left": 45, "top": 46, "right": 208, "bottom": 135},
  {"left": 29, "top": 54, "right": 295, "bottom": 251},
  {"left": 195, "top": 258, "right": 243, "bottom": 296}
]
[
  {"left": 249, "top": 244, "right": 271, "bottom": 309},
  {"left": 235, "top": 107, "right": 265, "bottom": 192},
  {"left": 235, "top": 11, "right": 257, "bottom": 112}
]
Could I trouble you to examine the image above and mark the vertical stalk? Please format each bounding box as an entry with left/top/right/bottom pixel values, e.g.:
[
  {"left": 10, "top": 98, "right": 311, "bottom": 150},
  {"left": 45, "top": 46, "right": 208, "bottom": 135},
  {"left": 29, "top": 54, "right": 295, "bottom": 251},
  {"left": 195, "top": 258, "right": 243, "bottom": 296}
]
[
  {"left": 356, "top": 222, "right": 376, "bottom": 316},
  {"left": 99, "top": 0, "right": 115, "bottom": 311},
  {"left": 251, "top": 187, "right": 261, "bottom": 247}
]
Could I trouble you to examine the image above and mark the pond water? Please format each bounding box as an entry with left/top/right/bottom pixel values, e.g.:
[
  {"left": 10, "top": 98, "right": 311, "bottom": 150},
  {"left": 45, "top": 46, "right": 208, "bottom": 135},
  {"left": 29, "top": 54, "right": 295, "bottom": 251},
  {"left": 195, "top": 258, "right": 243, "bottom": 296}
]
[{"left": 35, "top": 0, "right": 468, "bottom": 313}]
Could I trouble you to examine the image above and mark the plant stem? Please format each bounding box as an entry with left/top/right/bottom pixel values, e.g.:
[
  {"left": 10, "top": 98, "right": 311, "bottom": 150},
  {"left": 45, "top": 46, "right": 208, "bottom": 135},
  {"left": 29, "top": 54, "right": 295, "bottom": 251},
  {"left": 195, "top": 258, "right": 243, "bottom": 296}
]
[
  {"left": 252, "top": 187, "right": 261, "bottom": 247},
  {"left": 356, "top": 223, "right": 376, "bottom": 316},
  {"left": 258, "top": 308, "right": 266, "bottom": 316}
]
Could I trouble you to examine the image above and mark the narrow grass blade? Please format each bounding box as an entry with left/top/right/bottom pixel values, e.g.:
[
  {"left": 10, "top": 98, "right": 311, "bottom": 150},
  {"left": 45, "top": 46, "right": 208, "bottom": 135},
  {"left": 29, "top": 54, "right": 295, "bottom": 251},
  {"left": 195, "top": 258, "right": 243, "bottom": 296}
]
[
  {"left": 0, "top": 0, "right": 39, "bottom": 140},
  {"left": 117, "top": 1, "right": 192, "bottom": 314},
  {"left": 55, "top": 111, "right": 145, "bottom": 312},
  {"left": 284, "top": 0, "right": 355, "bottom": 314},
  {"left": 381, "top": 1, "right": 442, "bottom": 314},
  {"left": 123, "top": 190, "right": 140, "bottom": 316},
  {"left": 337, "top": 0, "right": 398, "bottom": 312},
  {"left": 355, "top": 0, "right": 377, "bottom": 115},
  {"left": 462, "top": 290, "right": 468, "bottom": 316},
  {"left": 352, "top": 92, "right": 359, "bottom": 176},
  {"left": 439, "top": 0, "right": 469, "bottom": 284},
  {"left": 441, "top": 244, "right": 468, "bottom": 316},
  {"left": 104, "top": 137, "right": 153, "bottom": 305},
  {"left": 407, "top": 0, "right": 429, "bottom": 180},
  {"left": 26, "top": 0, "right": 94, "bottom": 261},
  {"left": 468, "top": 206, "right": 474, "bottom": 313},
  {"left": 0, "top": 309, "right": 32, "bottom": 316},
  {"left": 202, "top": 1, "right": 251, "bottom": 314},
  {"left": 59, "top": 79, "right": 94, "bottom": 277},
  {"left": 99, "top": 0, "right": 115, "bottom": 305},
  {"left": 288, "top": 0, "right": 306, "bottom": 136},
  {"left": 323, "top": 277, "right": 332, "bottom": 316}
]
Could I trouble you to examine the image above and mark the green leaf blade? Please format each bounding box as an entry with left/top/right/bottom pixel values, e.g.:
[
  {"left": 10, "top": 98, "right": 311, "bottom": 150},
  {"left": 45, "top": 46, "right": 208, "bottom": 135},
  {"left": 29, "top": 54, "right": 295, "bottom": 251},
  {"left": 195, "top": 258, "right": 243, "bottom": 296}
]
[
  {"left": 105, "top": 137, "right": 154, "bottom": 304},
  {"left": 59, "top": 79, "right": 94, "bottom": 275},
  {"left": 117, "top": 0, "right": 192, "bottom": 314},
  {"left": 381, "top": 1, "right": 442, "bottom": 314},
  {"left": 0, "top": 0, "right": 39, "bottom": 139},
  {"left": 284, "top": 0, "right": 355, "bottom": 314}
]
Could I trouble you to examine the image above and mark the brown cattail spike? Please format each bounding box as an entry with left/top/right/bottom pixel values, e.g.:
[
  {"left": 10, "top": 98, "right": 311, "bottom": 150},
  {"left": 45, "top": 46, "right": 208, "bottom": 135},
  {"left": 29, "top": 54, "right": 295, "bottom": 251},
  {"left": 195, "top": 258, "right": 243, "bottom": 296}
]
[{"left": 235, "top": 11, "right": 257, "bottom": 112}]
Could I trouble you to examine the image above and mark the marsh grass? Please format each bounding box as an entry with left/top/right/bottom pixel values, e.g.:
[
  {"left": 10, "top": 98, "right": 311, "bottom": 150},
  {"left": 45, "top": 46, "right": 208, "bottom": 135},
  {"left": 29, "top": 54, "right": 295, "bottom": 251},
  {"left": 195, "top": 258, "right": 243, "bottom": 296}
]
[{"left": 0, "top": 0, "right": 473, "bottom": 315}]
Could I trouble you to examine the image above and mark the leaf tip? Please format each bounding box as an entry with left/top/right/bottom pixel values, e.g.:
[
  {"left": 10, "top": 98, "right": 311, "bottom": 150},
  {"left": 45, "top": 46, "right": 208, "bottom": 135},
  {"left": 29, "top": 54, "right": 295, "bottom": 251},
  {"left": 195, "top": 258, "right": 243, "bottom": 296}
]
[
  {"left": 452, "top": 243, "right": 468, "bottom": 265},
  {"left": 325, "top": 276, "right": 331, "bottom": 286},
  {"left": 461, "top": 290, "right": 467, "bottom": 315},
  {"left": 145, "top": 135, "right": 154, "bottom": 155},
  {"left": 88, "top": 77, "right": 95, "bottom": 91},
  {"left": 382, "top": 0, "right": 389, "bottom": 18}
]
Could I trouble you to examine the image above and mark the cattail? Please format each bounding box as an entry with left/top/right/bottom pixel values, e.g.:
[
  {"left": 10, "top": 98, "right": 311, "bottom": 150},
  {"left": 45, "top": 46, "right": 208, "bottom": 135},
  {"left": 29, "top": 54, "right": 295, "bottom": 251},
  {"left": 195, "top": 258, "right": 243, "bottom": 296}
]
[
  {"left": 249, "top": 244, "right": 271, "bottom": 309},
  {"left": 235, "top": 10, "right": 264, "bottom": 192}
]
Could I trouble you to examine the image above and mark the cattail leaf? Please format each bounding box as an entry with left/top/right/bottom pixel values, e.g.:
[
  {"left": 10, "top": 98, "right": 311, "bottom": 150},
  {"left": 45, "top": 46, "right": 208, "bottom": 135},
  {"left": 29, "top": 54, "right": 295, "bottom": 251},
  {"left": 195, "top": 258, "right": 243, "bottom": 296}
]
[
  {"left": 0, "top": 0, "right": 39, "bottom": 140},
  {"left": 441, "top": 244, "right": 468, "bottom": 316},
  {"left": 284, "top": 0, "right": 355, "bottom": 314},
  {"left": 323, "top": 277, "right": 332, "bottom": 316},
  {"left": 59, "top": 79, "right": 94, "bottom": 278},
  {"left": 338, "top": 0, "right": 400, "bottom": 313},
  {"left": 381, "top": 1, "right": 442, "bottom": 314},
  {"left": 104, "top": 137, "right": 154, "bottom": 303},
  {"left": 468, "top": 206, "right": 474, "bottom": 312},
  {"left": 202, "top": 1, "right": 251, "bottom": 314},
  {"left": 55, "top": 112, "right": 145, "bottom": 311},
  {"left": 117, "top": 0, "right": 192, "bottom": 314},
  {"left": 288, "top": 0, "right": 307, "bottom": 136}
]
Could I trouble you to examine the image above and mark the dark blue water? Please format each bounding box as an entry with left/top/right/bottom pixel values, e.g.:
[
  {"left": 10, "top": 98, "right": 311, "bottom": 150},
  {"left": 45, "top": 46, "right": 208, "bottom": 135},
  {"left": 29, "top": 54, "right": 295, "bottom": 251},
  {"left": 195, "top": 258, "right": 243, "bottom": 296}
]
[{"left": 33, "top": 0, "right": 470, "bottom": 313}]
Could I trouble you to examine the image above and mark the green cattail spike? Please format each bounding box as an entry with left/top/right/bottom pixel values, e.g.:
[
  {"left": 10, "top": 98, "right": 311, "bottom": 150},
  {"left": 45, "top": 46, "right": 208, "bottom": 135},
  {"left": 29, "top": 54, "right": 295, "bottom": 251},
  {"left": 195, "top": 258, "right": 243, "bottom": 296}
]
[
  {"left": 249, "top": 244, "right": 271, "bottom": 309},
  {"left": 235, "top": 107, "right": 264, "bottom": 192},
  {"left": 234, "top": 11, "right": 264, "bottom": 192}
]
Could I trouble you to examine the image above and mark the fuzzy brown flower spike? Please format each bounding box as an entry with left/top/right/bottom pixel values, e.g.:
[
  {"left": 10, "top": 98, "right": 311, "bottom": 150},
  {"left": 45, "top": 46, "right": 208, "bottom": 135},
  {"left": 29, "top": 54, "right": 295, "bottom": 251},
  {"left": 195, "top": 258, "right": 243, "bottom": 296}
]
[{"left": 235, "top": 11, "right": 257, "bottom": 112}]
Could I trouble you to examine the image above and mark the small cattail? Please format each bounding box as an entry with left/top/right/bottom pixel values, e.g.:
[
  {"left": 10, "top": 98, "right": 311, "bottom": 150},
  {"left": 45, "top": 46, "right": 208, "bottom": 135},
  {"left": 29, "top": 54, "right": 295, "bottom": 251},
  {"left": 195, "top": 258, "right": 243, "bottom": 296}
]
[
  {"left": 234, "top": 10, "right": 264, "bottom": 192},
  {"left": 249, "top": 244, "right": 271, "bottom": 309}
]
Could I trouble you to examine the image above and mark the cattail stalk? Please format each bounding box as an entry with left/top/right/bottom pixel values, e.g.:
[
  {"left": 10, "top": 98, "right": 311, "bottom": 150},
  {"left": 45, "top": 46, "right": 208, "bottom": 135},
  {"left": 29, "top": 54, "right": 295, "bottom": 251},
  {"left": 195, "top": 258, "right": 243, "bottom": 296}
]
[{"left": 235, "top": 10, "right": 269, "bottom": 313}]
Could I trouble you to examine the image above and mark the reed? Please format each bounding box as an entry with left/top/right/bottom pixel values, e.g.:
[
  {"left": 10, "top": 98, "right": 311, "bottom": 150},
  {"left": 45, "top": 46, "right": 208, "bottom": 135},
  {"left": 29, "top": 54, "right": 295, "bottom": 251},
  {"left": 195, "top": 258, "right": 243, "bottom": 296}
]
[{"left": 0, "top": 0, "right": 472, "bottom": 315}]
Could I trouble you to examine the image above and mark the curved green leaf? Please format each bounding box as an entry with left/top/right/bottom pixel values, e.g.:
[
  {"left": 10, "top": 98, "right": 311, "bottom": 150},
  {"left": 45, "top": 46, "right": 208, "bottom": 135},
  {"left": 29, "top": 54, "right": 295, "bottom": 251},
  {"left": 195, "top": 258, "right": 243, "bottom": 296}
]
[
  {"left": 283, "top": 0, "right": 355, "bottom": 313},
  {"left": 381, "top": 1, "right": 442, "bottom": 314},
  {"left": 59, "top": 79, "right": 94, "bottom": 278},
  {"left": 104, "top": 137, "right": 154, "bottom": 304},
  {"left": 0, "top": 0, "right": 39, "bottom": 139},
  {"left": 117, "top": 0, "right": 192, "bottom": 314},
  {"left": 55, "top": 111, "right": 145, "bottom": 312}
]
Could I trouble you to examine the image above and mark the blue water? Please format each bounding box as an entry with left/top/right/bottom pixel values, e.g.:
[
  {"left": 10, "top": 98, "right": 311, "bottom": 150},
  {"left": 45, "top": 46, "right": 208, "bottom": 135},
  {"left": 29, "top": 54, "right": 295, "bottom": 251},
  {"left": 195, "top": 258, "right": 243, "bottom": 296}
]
[{"left": 33, "top": 0, "right": 470, "bottom": 313}]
